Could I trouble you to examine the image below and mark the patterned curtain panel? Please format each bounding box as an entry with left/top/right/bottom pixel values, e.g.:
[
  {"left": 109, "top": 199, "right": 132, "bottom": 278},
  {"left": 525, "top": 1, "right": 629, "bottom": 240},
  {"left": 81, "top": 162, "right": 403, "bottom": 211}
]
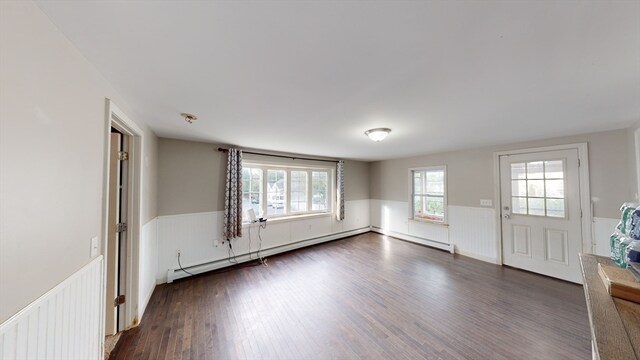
[
  {"left": 223, "top": 148, "right": 243, "bottom": 240},
  {"left": 336, "top": 160, "right": 345, "bottom": 221}
]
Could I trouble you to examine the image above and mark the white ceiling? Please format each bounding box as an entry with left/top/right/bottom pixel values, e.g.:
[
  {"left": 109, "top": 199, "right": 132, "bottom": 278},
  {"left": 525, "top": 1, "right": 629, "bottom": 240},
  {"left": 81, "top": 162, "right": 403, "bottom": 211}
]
[{"left": 36, "top": 1, "right": 640, "bottom": 161}]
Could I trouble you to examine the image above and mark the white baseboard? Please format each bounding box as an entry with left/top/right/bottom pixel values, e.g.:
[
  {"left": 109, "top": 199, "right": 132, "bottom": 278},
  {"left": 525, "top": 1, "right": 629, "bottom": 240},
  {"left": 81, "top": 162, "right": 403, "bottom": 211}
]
[{"left": 167, "top": 227, "right": 370, "bottom": 282}]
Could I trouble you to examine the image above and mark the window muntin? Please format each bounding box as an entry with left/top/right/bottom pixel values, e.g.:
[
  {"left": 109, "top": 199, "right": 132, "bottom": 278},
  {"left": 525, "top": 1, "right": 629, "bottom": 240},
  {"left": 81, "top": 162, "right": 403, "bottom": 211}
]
[
  {"left": 411, "top": 167, "right": 446, "bottom": 222},
  {"left": 243, "top": 163, "right": 332, "bottom": 220},
  {"left": 510, "top": 160, "right": 566, "bottom": 218}
]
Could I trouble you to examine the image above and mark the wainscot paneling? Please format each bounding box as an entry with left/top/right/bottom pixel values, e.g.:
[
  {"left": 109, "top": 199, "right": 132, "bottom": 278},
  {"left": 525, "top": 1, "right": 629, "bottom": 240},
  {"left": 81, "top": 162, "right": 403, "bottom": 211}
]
[
  {"left": 139, "top": 218, "right": 158, "bottom": 318},
  {"left": 448, "top": 205, "right": 498, "bottom": 263},
  {"left": 157, "top": 200, "right": 371, "bottom": 283},
  {"left": 371, "top": 200, "right": 498, "bottom": 262},
  {"left": 0, "top": 256, "right": 104, "bottom": 360},
  {"left": 592, "top": 217, "right": 619, "bottom": 257},
  {"left": 370, "top": 199, "right": 450, "bottom": 247}
]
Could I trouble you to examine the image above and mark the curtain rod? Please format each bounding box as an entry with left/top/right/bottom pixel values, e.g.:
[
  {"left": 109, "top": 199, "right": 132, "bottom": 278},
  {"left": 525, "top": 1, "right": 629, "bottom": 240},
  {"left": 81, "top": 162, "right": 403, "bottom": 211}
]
[{"left": 217, "top": 147, "right": 339, "bottom": 163}]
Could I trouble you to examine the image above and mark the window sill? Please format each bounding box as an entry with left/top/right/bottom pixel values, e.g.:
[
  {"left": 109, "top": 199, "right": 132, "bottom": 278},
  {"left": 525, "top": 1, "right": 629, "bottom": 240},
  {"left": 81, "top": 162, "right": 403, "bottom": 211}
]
[
  {"left": 409, "top": 218, "right": 449, "bottom": 227},
  {"left": 243, "top": 212, "right": 333, "bottom": 226}
]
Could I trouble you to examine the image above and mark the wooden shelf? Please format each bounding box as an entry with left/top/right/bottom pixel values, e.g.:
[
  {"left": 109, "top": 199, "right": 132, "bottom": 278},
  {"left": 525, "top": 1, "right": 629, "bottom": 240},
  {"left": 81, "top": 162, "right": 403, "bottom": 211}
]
[{"left": 580, "top": 253, "right": 640, "bottom": 360}]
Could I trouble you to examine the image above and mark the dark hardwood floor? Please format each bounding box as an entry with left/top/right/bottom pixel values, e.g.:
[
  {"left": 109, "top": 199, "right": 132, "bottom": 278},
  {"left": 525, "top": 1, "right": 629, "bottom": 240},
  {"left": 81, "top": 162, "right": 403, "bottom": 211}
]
[{"left": 110, "top": 232, "right": 591, "bottom": 360}]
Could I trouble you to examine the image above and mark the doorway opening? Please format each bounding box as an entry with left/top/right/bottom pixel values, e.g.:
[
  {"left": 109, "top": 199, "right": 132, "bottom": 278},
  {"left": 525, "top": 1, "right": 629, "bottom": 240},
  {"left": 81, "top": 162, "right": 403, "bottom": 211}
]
[
  {"left": 105, "top": 127, "right": 129, "bottom": 335},
  {"left": 102, "top": 100, "right": 144, "bottom": 346}
]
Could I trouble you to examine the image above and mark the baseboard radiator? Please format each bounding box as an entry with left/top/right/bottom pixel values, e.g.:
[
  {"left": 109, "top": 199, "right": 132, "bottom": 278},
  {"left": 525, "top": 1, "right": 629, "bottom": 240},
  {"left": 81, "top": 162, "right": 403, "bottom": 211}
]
[
  {"left": 0, "top": 256, "right": 104, "bottom": 360},
  {"left": 370, "top": 226, "right": 455, "bottom": 253},
  {"left": 167, "top": 227, "right": 370, "bottom": 283}
]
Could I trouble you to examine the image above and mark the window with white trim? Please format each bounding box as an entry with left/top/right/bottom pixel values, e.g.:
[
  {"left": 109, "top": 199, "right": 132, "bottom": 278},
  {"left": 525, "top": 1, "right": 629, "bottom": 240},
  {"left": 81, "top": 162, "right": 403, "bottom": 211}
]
[
  {"left": 242, "top": 163, "right": 332, "bottom": 221},
  {"left": 411, "top": 166, "right": 447, "bottom": 222}
]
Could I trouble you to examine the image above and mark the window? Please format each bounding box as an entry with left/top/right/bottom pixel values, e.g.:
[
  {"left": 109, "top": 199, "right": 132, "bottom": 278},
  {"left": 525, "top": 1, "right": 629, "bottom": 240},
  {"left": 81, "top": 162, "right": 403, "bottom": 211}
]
[
  {"left": 290, "top": 171, "right": 308, "bottom": 212},
  {"left": 242, "top": 163, "right": 332, "bottom": 221},
  {"left": 510, "top": 160, "right": 565, "bottom": 218},
  {"left": 312, "top": 171, "right": 329, "bottom": 211},
  {"left": 242, "top": 167, "right": 262, "bottom": 218},
  {"left": 267, "top": 169, "right": 286, "bottom": 215},
  {"left": 411, "top": 167, "right": 446, "bottom": 222}
]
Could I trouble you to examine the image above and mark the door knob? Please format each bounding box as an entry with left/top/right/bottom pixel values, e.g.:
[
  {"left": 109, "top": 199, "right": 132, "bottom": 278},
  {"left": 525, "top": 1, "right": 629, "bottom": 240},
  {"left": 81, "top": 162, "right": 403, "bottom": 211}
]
[{"left": 504, "top": 214, "right": 510, "bottom": 219}]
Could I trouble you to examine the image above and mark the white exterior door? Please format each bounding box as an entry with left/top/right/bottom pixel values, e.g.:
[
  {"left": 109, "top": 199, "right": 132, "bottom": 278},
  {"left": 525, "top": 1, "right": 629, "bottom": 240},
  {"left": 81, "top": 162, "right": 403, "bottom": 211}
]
[{"left": 500, "top": 149, "right": 583, "bottom": 283}]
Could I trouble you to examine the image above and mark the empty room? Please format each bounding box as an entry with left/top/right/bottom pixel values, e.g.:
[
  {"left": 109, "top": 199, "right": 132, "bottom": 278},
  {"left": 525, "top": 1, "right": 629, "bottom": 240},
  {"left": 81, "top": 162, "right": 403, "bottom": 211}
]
[{"left": 1, "top": 0, "right": 640, "bottom": 359}]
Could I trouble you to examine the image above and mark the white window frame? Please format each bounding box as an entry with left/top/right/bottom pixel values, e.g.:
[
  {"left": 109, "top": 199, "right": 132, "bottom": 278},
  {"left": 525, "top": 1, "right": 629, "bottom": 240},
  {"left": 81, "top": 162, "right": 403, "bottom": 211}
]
[
  {"left": 409, "top": 166, "right": 448, "bottom": 224},
  {"left": 243, "top": 161, "right": 334, "bottom": 221}
]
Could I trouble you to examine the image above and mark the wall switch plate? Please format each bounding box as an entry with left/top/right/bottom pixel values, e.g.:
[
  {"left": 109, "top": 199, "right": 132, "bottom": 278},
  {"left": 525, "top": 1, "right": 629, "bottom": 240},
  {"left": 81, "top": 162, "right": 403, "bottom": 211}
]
[
  {"left": 90, "top": 236, "right": 99, "bottom": 257},
  {"left": 480, "top": 199, "right": 493, "bottom": 207}
]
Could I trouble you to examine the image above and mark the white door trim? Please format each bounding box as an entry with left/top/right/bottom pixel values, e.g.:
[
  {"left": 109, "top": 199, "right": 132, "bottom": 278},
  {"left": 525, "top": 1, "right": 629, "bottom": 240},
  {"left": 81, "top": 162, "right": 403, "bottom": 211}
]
[
  {"left": 101, "top": 99, "right": 144, "bottom": 339},
  {"left": 492, "top": 143, "right": 592, "bottom": 266}
]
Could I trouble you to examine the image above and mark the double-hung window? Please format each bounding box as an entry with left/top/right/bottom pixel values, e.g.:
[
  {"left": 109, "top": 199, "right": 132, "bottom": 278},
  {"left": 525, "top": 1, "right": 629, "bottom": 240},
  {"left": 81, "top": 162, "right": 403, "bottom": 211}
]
[
  {"left": 411, "top": 166, "right": 447, "bottom": 223},
  {"left": 242, "top": 163, "right": 332, "bottom": 221}
]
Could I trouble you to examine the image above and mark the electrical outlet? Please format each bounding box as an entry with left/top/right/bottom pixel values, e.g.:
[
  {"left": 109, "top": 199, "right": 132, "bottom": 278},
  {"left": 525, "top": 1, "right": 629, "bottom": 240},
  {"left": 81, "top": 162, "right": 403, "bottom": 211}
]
[
  {"left": 176, "top": 249, "right": 181, "bottom": 258},
  {"left": 213, "top": 239, "right": 219, "bottom": 247}
]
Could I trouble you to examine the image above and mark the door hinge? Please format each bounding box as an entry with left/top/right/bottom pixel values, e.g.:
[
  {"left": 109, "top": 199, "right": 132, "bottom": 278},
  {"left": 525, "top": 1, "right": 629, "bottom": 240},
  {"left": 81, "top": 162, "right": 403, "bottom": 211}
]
[
  {"left": 116, "top": 222, "right": 128, "bottom": 233},
  {"left": 118, "top": 151, "right": 129, "bottom": 161},
  {"left": 114, "top": 295, "right": 125, "bottom": 307},
  {"left": 578, "top": 159, "right": 581, "bottom": 167}
]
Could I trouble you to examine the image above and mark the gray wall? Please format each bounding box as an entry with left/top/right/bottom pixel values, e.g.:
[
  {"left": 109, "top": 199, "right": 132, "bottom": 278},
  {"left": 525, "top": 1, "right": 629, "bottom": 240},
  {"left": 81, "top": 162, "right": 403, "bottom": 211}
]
[
  {"left": 158, "top": 138, "right": 370, "bottom": 216},
  {"left": 143, "top": 133, "right": 159, "bottom": 223},
  {"left": 344, "top": 160, "right": 370, "bottom": 201},
  {"left": 627, "top": 120, "right": 640, "bottom": 202},
  {"left": 0, "top": 2, "right": 158, "bottom": 323},
  {"left": 370, "top": 129, "right": 630, "bottom": 219},
  {"left": 158, "top": 139, "right": 226, "bottom": 215},
  {"left": 370, "top": 146, "right": 493, "bottom": 206}
]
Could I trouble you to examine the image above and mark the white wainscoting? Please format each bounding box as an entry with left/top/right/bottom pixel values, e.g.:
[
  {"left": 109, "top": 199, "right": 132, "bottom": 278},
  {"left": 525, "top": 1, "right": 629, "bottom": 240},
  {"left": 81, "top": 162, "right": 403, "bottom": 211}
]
[
  {"left": 448, "top": 205, "right": 498, "bottom": 263},
  {"left": 370, "top": 200, "right": 498, "bottom": 262},
  {"left": 157, "top": 200, "right": 370, "bottom": 283},
  {"left": 370, "top": 200, "right": 410, "bottom": 234},
  {"left": 370, "top": 199, "right": 450, "bottom": 245},
  {"left": 139, "top": 218, "right": 158, "bottom": 318},
  {"left": 0, "top": 256, "right": 104, "bottom": 360},
  {"left": 592, "top": 217, "right": 619, "bottom": 257}
]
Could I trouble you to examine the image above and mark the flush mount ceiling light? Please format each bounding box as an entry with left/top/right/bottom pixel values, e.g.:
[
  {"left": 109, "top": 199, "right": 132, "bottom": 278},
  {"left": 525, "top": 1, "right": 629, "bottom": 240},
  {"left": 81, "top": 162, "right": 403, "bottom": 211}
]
[
  {"left": 364, "top": 128, "right": 391, "bottom": 142},
  {"left": 181, "top": 112, "right": 198, "bottom": 124}
]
